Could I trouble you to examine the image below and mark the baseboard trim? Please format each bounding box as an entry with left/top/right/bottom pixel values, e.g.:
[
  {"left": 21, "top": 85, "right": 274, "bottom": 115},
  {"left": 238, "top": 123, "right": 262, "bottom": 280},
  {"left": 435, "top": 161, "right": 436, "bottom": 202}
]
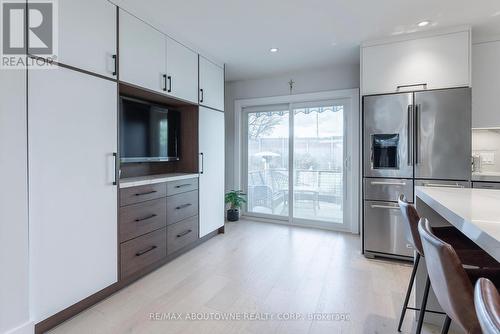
[
  {"left": 4, "top": 321, "right": 35, "bottom": 334},
  {"left": 34, "top": 228, "right": 222, "bottom": 334}
]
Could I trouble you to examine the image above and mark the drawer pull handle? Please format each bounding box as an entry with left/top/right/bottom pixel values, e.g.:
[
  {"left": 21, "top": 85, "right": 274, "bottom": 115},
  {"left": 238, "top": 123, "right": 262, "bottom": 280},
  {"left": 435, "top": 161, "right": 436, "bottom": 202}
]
[
  {"left": 370, "top": 204, "right": 400, "bottom": 210},
  {"left": 176, "top": 203, "right": 192, "bottom": 210},
  {"left": 175, "top": 184, "right": 192, "bottom": 189},
  {"left": 177, "top": 230, "right": 192, "bottom": 238},
  {"left": 423, "top": 183, "right": 464, "bottom": 188},
  {"left": 135, "top": 214, "right": 157, "bottom": 222},
  {"left": 135, "top": 190, "right": 157, "bottom": 196},
  {"left": 370, "top": 181, "right": 407, "bottom": 186},
  {"left": 135, "top": 245, "right": 157, "bottom": 256}
]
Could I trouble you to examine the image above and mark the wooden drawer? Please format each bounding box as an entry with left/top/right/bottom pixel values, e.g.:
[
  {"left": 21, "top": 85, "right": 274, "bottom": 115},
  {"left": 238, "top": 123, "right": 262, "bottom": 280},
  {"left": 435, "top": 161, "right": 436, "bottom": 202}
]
[
  {"left": 120, "top": 183, "right": 167, "bottom": 207},
  {"left": 167, "top": 216, "right": 199, "bottom": 255},
  {"left": 166, "top": 190, "right": 198, "bottom": 225},
  {"left": 120, "top": 228, "right": 167, "bottom": 279},
  {"left": 166, "top": 178, "right": 198, "bottom": 196},
  {"left": 119, "top": 198, "right": 167, "bottom": 242}
]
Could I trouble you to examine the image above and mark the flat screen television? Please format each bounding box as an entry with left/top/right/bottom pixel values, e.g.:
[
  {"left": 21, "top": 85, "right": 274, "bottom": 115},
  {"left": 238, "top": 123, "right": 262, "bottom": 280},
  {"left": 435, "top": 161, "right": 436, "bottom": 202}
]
[{"left": 120, "top": 96, "right": 180, "bottom": 163}]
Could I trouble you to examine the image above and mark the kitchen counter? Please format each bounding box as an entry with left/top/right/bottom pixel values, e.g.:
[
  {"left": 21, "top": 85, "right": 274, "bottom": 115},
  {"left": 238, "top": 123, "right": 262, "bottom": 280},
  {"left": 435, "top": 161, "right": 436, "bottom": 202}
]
[
  {"left": 413, "top": 186, "right": 500, "bottom": 327},
  {"left": 472, "top": 171, "right": 500, "bottom": 183},
  {"left": 415, "top": 186, "right": 500, "bottom": 261},
  {"left": 119, "top": 173, "right": 199, "bottom": 189}
]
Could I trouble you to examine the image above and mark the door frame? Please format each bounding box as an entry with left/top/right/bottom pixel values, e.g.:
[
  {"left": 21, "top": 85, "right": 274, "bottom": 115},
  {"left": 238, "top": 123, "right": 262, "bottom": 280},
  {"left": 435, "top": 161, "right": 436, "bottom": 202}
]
[{"left": 234, "top": 89, "right": 360, "bottom": 233}]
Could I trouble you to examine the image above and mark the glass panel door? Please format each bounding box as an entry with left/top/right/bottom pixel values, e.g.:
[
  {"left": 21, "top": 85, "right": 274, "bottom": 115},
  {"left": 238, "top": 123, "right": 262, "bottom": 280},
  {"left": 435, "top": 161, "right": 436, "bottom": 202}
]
[
  {"left": 292, "top": 104, "right": 344, "bottom": 224},
  {"left": 246, "top": 107, "right": 289, "bottom": 217},
  {"left": 243, "top": 99, "right": 349, "bottom": 229}
]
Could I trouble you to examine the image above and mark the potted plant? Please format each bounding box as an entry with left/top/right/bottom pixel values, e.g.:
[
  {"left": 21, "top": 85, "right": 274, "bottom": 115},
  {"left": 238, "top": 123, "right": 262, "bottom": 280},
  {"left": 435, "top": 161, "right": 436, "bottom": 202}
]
[{"left": 225, "top": 190, "right": 246, "bottom": 222}]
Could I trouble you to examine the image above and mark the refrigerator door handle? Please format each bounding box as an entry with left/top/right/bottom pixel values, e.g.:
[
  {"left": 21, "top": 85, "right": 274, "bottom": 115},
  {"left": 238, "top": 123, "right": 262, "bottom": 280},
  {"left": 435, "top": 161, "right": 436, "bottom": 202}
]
[
  {"left": 415, "top": 104, "right": 420, "bottom": 165},
  {"left": 407, "top": 105, "right": 413, "bottom": 166}
]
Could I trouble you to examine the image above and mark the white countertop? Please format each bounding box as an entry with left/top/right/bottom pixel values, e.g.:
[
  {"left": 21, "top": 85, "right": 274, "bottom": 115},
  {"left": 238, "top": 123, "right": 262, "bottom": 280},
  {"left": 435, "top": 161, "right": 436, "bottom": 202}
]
[
  {"left": 119, "top": 173, "right": 199, "bottom": 188},
  {"left": 415, "top": 186, "right": 500, "bottom": 261}
]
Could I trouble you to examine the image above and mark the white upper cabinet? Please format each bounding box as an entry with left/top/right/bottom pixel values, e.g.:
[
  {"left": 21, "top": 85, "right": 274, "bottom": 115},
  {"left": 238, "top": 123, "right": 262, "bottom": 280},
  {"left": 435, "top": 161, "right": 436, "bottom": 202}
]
[
  {"left": 361, "top": 29, "right": 471, "bottom": 95},
  {"left": 119, "top": 9, "right": 166, "bottom": 93},
  {"left": 166, "top": 37, "right": 199, "bottom": 103},
  {"left": 472, "top": 40, "right": 500, "bottom": 129},
  {"left": 199, "top": 57, "right": 224, "bottom": 111},
  {"left": 56, "top": 0, "right": 117, "bottom": 78}
]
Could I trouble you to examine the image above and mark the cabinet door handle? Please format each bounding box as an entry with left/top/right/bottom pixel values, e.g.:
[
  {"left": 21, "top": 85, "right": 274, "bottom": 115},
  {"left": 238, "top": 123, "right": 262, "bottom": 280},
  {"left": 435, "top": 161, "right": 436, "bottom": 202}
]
[
  {"left": 175, "top": 184, "right": 192, "bottom": 189},
  {"left": 135, "top": 214, "right": 157, "bottom": 222},
  {"left": 112, "top": 152, "right": 118, "bottom": 185},
  {"left": 175, "top": 203, "right": 192, "bottom": 210},
  {"left": 396, "top": 83, "right": 427, "bottom": 90},
  {"left": 177, "top": 229, "right": 192, "bottom": 238},
  {"left": 135, "top": 190, "right": 157, "bottom": 196},
  {"left": 162, "top": 74, "right": 167, "bottom": 91},
  {"left": 167, "top": 76, "right": 172, "bottom": 93},
  {"left": 135, "top": 245, "right": 157, "bottom": 256},
  {"left": 200, "top": 89, "right": 204, "bottom": 103},
  {"left": 112, "top": 54, "right": 117, "bottom": 76},
  {"left": 199, "top": 152, "right": 204, "bottom": 174}
]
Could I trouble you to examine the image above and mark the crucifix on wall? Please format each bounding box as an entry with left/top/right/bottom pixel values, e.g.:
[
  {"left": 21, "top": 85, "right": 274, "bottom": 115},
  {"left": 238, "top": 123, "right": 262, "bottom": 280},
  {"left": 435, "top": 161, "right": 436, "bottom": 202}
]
[{"left": 289, "top": 79, "right": 295, "bottom": 94}]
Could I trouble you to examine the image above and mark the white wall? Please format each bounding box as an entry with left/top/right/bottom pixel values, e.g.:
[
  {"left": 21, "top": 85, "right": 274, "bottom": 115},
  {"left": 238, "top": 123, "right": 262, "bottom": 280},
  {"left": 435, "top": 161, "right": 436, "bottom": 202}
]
[
  {"left": 224, "top": 64, "right": 360, "bottom": 191},
  {"left": 0, "top": 70, "right": 32, "bottom": 334}
]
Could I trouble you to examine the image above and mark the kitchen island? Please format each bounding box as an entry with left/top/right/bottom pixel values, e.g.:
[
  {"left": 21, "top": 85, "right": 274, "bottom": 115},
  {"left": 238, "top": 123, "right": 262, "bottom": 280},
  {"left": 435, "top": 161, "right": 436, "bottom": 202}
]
[{"left": 414, "top": 186, "right": 500, "bottom": 326}]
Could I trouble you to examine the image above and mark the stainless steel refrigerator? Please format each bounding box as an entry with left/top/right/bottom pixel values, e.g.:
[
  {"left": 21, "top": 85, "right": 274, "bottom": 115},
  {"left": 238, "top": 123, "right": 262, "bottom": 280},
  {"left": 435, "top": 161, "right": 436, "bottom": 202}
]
[{"left": 362, "top": 87, "right": 471, "bottom": 260}]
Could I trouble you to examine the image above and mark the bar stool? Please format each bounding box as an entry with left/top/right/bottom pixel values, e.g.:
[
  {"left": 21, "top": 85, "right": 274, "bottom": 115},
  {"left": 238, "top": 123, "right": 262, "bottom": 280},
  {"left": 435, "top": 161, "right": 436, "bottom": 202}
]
[
  {"left": 397, "top": 195, "right": 494, "bottom": 333},
  {"left": 418, "top": 218, "right": 500, "bottom": 334},
  {"left": 474, "top": 278, "right": 500, "bottom": 334}
]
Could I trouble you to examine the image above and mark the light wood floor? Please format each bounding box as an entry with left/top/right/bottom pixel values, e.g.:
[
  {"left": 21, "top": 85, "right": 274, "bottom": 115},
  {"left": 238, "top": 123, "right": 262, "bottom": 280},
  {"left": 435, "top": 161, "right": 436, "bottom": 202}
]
[{"left": 48, "top": 219, "right": 455, "bottom": 334}]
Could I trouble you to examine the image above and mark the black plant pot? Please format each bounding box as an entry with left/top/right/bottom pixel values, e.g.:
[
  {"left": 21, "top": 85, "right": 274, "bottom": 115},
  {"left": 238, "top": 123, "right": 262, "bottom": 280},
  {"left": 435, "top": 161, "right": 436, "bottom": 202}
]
[{"left": 227, "top": 209, "right": 240, "bottom": 222}]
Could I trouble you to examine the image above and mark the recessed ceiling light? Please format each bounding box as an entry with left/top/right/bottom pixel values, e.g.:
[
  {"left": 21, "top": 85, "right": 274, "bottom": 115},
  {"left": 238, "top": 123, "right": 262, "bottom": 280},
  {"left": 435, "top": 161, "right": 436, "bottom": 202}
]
[
  {"left": 270, "top": 48, "right": 279, "bottom": 53},
  {"left": 418, "top": 20, "right": 430, "bottom": 27}
]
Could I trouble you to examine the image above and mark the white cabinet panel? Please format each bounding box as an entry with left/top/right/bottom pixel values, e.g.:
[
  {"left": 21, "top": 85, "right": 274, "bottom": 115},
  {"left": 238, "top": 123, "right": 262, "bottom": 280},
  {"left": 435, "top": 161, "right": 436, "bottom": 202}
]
[
  {"left": 119, "top": 9, "right": 166, "bottom": 93},
  {"left": 29, "top": 67, "right": 118, "bottom": 321},
  {"left": 199, "top": 107, "right": 225, "bottom": 237},
  {"left": 166, "top": 37, "right": 198, "bottom": 103},
  {"left": 472, "top": 41, "right": 500, "bottom": 128},
  {"left": 0, "top": 64, "right": 29, "bottom": 334},
  {"left": 199, "top": 57, "right": 224, "bottom": 111},
  {"left": 362, "top": 30, "right": 470, "bottom": 95},
  {"left": 56, "top": 0, "right": 117, "bottom": 77}
]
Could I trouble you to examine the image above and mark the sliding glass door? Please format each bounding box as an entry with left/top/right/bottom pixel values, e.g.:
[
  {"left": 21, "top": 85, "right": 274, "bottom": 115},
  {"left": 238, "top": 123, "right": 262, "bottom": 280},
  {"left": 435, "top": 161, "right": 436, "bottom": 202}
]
[
  {"left": 292, "top": 103, "right": 344, "bottom": 224},
  {"left": 243, "top": 99, "right": 349, "bottom": 230},
  {"left": 245, "top": 105, "right": 289, "bottom": 217}
]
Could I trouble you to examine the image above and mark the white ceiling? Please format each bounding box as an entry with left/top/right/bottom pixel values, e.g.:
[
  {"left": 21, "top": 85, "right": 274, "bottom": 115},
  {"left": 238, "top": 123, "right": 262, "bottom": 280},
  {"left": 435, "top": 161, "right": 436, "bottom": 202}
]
[{"left": 115, "top": 0, "right": 500, "bottom": 81}]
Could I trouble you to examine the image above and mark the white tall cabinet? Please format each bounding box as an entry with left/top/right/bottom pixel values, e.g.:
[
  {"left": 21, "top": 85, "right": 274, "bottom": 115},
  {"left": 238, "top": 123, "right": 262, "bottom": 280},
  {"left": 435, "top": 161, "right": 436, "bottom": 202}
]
[
  {"left": 0, "top": 67, "right": 30, "bottom": 334},
  {"left": 56, "top": 0, "right": 117, "bottom": 77},
  {"left": 29, "top": 67, "right": 118, "bottom": 321},
  {"left": 199, "top": 57, "right": 225, "bottom": 111},
  {"left": 199, "top": 107, "right": 225, "bottom": 237},
  {"left": 472, "top": 40, "right": 500, "bottom": 128}
]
